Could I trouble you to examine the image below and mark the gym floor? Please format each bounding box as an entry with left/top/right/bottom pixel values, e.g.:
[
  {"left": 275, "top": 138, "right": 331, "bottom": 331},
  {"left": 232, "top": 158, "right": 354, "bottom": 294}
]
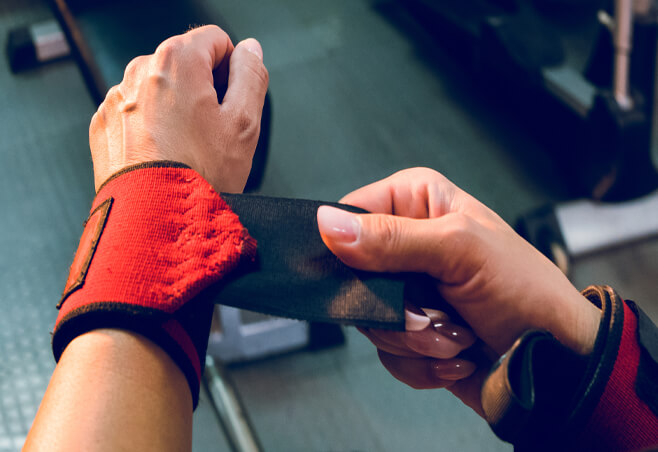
[{"left": 1, "top": 0, "right": 656, "bottom": 451}]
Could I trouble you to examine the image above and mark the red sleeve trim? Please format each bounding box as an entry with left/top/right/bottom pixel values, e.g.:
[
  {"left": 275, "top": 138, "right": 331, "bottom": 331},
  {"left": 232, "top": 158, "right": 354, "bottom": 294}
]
[{"left": 581, "top": 301, "right": 658, "bottom": 451}]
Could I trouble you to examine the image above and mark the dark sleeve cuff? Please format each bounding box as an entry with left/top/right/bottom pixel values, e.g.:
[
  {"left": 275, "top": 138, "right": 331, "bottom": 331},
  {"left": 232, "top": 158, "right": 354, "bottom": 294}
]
[{"left": 482, "top": 285, "right": 658, "bottom": 451}]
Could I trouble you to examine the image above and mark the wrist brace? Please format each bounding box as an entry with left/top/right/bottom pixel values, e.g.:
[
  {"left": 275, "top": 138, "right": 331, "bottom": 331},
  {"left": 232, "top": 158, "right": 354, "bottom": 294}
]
[
  {"left": 481, "top": 285, "right": 658, "bottom": 451},
  {"left": 52, "top": 161, "right": 256, "bottom": 408}
]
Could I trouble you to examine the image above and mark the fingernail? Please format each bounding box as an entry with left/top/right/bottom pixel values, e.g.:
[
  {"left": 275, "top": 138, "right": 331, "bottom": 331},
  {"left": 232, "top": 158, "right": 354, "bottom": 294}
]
[
  {"left": 317, "top": 206, "right": 360, "bottom": 244},
  {"left": 431, "top": 319, "right": 477, "bottom": 348},
  {"left": 404, "top": 330, "right": 466, "bottom": 359},
  {"left": 405, "top": 309, "right": 430, "bottom": 331},
  {"left": 431, "top": 360, "right": 476, "bottom": 380},
  {"left": 242, "top": 38, "right": 263, "bottom": 60},
  {"left": 420, "top": 308, "right": 451, "bottom": 324}
]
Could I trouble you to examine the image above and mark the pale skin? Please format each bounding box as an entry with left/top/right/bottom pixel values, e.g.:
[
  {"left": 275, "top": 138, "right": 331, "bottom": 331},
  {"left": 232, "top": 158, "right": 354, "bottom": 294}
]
[
  {"left": 24, "top": 25, "right": 269, "bottom": 451},
  {"left": 316, "top": 168, "right": 602, "bottom": 415},
  {"left": 25, "top": 23, "right": 601, "bottom": 450}
]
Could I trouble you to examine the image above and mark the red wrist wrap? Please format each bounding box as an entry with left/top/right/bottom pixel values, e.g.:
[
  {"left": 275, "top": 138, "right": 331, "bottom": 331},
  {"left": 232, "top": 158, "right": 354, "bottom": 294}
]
[{"left": 53, "top": 161, "right": 256, "bottom": 408}]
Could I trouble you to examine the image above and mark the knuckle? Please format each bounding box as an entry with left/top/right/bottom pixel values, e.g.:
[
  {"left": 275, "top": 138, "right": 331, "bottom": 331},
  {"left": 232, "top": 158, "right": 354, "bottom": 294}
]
[
  {"left": 415, "top": 167, "right": 441, "bottom": 178},
  {"left": 394, "top": 167, "right": 439, "bottom": 180},
  {"left": 362, "top": 214, "right": 403, "bottom": 269},
  {"left": 146, "top": 71, "right": 168, "bottom": 89},
  {"left": 231, "top": 110, "right": 260, "bottom": 143},
  {"left": 188, "top": 23, "right": 220, "bottom": 35},
  {"left": 203, "top": 24, "right": 225, "bottom": 39},
  {"left": 155, "top": 37, "right": 185, "bottom": 59},
  {"left": 90, "top": 108, "right": 103, "bottom": 130},
  {"left": 103, "top": 84, "right": 123, "bottom": 104},
  {"left": 123, "top": 55, "right": 148, "bottom": 80},
  {"left": 370, "top": 214, "right": 400, "bottom": 249}
]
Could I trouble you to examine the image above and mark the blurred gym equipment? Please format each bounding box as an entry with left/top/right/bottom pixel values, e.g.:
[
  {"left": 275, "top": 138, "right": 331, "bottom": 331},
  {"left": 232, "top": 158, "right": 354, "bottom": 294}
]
[{"left": 398, "top": 0, "right": 658, "bottom": 271}]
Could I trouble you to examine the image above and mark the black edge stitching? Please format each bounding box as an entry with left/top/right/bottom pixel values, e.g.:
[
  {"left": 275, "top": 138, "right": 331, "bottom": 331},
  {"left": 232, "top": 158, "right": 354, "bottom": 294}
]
[{"left": 96, "top": 160, "right": 191, "bottom": 194}]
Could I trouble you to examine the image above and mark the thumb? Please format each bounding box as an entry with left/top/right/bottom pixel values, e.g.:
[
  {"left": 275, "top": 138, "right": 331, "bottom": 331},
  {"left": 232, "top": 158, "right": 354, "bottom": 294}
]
[
  {"left": 222, "top": 38, "right": 269, "bottom": 123},
  {"left": 317, "top": 206, "right": 471, "bottom": 279}
]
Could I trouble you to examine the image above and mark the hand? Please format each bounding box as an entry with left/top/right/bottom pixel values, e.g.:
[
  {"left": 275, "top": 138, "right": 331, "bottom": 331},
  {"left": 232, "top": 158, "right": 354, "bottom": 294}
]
[
  {"left": 89, "top": 25, "right": 269, "bottom": 193},
  {"left": 362, "top": 303, "right": 492, "bottom": 416},
  {"left": 361, "top": 305, "right": 478, "bottom": 386},
  {"left": 317, "top": 168, "right": 601, "bottom": 413}
]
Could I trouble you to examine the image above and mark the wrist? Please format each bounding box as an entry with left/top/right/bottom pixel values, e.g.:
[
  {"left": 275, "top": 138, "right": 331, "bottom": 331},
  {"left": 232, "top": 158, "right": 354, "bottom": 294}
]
[
  {"left": 28, "top": 328, "right": 193, "bottom": 451},
  {"left": 554, "top": 291, "right": 602, "bottom": 355},
  {"left": 482, "top": 285, "right": 633, "bottom": 450},
  {"left": 53, "top": 162, "right": 256, "bottom": 408}
]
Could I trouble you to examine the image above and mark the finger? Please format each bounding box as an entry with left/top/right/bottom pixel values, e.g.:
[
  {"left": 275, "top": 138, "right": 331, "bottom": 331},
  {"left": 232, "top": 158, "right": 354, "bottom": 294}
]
[
  {"left": 152, "top": 25, "right": 233, "bottom": 88},
  {"left": 221, "top": 38, "right": 269, "bottom": 137},
  {"left": 405, "top": 303, "right": 431, "bottom": 331},
  {"left": 339, "top": 167, "right": 457, "bottom": 218},
  {"left": 446, "top": 367, "right": 489, "bottom": 418},
  {"left": 118, "top": 56, "right": 150, "bottom": 105},
  {"left": 405, "top": 326, "right": 476, "bottom": 358},
  {"left": 358, "top": 328, "right": 425, "bottom": 358},
  {"left": 377, "top": 350, "right": 476, "bottom": 389},
  {"left": 183, "top": 25, "right": 234, "bottom": 71},
  {"left": 317, "top": 206, "right": 482, "bottom": 284},
  {"left": 423, "top": 313, "right": 478, "bottom": 350},
  {"left": 122, "top": 55, "right": 150, "bottom": 83},
  {"left": 101, "top": 84, "right": 124, "bottom": 109},
  {"left": 369, "top": 326, "right": 471, "bottom": 359}
]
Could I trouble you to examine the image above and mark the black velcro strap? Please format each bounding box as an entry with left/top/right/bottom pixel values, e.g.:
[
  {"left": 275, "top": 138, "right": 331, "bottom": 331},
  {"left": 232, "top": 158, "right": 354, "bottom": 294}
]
[{"left": 215, "top": 193, "right": 406, "bottom": 331}]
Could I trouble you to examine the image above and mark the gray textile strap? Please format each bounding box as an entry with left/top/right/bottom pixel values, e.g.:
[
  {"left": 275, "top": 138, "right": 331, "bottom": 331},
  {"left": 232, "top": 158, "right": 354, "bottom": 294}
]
[{"left": 215, "top": 193, "right": 406, "bottom": 331}]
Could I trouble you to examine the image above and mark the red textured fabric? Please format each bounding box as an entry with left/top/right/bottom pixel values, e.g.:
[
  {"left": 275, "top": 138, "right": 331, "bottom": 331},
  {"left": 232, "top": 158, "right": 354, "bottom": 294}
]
[
  {"left": 580, "top": 301, "right": 658, "bottom": 451},
  {"left": 53, "top": 164, "right": 256, "bottom": 407},
  {"left": 56, "top": 166, "right": 256, "bottom": 321}
]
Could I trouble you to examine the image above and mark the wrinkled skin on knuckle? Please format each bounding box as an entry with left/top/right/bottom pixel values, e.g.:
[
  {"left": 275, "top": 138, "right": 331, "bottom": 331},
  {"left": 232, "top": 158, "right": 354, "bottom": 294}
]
[
  {"left": 231, "top": 110, "right": 261, "bottom": 146},
  {"left": 155, "top": 37, "right": 185, "bottom": 60},
  {"left": 152, "top": 38, "right": 186, "bottom": 75},
  {"left": 123, "top": 55, "right": 148, "bottom": 81},
  {"left": 388, "top": 167, "right": 456, "bottom": 218},
  {"left": 103, "top": 85, "right": 123, "bottom": 107},
  {"left": 145, "top": 71, "right": 169, "bottom": 92},
  {"left": 365, "top": 214, "right": 401, "bottom": 270}
]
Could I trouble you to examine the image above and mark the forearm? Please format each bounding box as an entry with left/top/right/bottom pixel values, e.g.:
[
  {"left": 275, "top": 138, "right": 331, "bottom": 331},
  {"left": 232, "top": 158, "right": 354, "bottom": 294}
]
[
  {"left": 24, "top": 329, "right": 192, "bottom": 452},
  {"left": 23, "top": 26, "right": 267, "bottom": 451}
]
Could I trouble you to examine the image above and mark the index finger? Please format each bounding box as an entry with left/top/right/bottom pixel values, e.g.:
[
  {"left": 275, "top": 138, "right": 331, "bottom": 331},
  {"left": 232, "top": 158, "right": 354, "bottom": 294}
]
[
  {"left": 183, "top": 25, "right": 234, "bottom": 72},
  {"left": 339, "top": 167, "right": 458, "bottom": 219}
]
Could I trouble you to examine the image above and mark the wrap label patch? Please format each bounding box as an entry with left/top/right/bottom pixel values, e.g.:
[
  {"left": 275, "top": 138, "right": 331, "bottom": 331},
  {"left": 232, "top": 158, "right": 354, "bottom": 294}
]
[{"left": 57, "top": 197, "right": 113, "bottom": 308}]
